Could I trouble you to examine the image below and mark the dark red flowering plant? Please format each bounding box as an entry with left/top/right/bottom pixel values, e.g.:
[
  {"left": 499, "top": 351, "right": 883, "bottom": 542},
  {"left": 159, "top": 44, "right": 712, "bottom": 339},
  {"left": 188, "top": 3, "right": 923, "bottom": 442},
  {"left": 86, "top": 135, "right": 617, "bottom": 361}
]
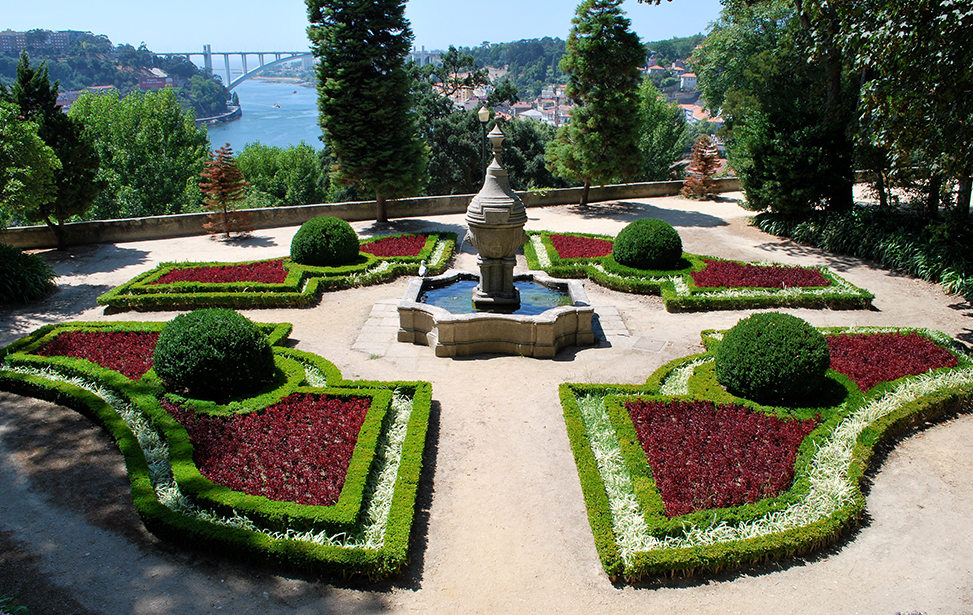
[
  {"left": 550, "top": 234, "right": 614, "bottom": 259},
  {"left": 625, "top": 399, "right": 818, "bottom": 517},
  {"left": 359, "top": 234, "right": 428, "bottom": 257},
  {"left": 827, "top": 331, "right": 958, "bottom": 391},
  {"left": 151, "top": 260, "right": 289, "bottom": 285},
  {"left": 36, "top": 330, "right": 159, "bottom": 380},
  {"left": 692, "top": 259, "right": 829, "bottom": 289},
  {"left": 163, "top": 393, "right": 371, "bottom": 506}
]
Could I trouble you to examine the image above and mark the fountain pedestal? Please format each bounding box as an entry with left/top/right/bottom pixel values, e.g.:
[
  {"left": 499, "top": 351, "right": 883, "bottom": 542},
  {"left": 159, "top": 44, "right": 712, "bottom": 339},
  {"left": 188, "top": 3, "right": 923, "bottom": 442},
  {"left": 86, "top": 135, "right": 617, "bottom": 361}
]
[{"left": 465, "top": 124, "right": 527, "bottom": 310}]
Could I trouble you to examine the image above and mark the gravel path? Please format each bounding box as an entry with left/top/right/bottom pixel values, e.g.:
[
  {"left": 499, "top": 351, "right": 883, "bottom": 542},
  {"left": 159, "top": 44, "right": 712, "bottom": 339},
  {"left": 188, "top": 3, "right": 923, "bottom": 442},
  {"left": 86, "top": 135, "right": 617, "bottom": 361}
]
[{"left": 2, "top": 193, "right": 971, "bottom": 615}]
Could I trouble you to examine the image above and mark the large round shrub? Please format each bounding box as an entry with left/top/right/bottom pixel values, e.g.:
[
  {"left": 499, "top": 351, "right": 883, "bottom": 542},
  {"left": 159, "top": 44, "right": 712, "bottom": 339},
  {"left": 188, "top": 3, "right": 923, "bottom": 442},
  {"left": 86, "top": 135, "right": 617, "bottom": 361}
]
[
  {"left": 612, "top": 218, "right": 683, "bottom": 270},
  {"left": 0, "top": 243, "right": 57, "bottom": 304},
  {"left": 153, "top": 308, "right": 275, "bottom": 400},
  {"left": 290, "top": 216, "right": 360, "bottom": 266},
  {"left": 715, "top": 312, "right": 830, "bottom": 405}
]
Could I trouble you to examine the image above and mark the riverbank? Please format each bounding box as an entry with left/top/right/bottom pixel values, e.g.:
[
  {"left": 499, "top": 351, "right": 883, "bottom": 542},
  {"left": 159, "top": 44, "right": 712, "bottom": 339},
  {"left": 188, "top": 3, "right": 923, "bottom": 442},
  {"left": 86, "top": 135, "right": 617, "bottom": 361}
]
[{"left": 195, "top": 104, "right": 242, "bottom": 126}]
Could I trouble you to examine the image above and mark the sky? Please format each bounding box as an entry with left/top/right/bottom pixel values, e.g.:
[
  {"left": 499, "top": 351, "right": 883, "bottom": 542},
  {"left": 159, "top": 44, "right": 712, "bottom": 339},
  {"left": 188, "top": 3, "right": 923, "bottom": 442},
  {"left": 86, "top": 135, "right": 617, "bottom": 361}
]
[{"left": 3, "top": 0, "right": 723, "bottom": 54}]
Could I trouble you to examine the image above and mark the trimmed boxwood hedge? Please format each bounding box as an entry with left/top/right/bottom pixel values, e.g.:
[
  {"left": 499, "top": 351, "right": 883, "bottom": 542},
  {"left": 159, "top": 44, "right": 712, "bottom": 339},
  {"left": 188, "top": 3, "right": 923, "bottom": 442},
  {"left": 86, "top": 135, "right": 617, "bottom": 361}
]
[
  {"left": 524, "top": 230, "right": 874, "bottom": 311},
  {"left": 560, "top": 326, "right": 972, "bottom": 581},
  {"left": 0, "top": 320, "right": 432, "bottom": 579},
  {"left": 98, "top": 232, "right": 456, "bottom": 311}
]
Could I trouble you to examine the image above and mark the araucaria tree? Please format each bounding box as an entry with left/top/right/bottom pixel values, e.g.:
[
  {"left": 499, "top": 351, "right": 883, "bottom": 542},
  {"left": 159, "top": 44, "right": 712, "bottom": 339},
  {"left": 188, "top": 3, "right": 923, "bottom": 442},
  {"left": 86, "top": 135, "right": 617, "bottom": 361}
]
[
  {"left": 682, "top": 134, "right": 720, "bottom": 199},
  {"left": 307, "top": 0, "right": 429, "bottom": 222},
  {"left": 199, "top": 144, "right": 251, "bottom": 238},
  {"left": 547, "top": 0, "right": 646, "bottom": 207}
]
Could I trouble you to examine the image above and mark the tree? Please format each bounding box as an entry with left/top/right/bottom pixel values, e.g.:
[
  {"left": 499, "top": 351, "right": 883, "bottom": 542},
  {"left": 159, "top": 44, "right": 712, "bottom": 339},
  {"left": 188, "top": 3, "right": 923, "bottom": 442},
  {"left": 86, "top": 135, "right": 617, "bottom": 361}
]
[
  {"left": 68, "top": 87, "right": 210, "bottom": 219},
  {"left": 199, "top": 144, "right": 250, "bottom": 238},
  {"left": 1, "top": 52, "right": 102, "bottom": 249},
  {"left": 636, "top": 78, "right": 689, "bottom": 181},
  {"left": 546, "top": 0, "right": 646, "bottom": 206},
  {"left": 0, "top": 101, "right": 60, "bottom": 229},
  {"left": 424, "top": 45, "right": 489, "bottom": 98},
  {"left": 307, "top": 0, "right": 430, "bottom": 222},
  {"left": 236, "top": 141, "right": 328, "bottom": 208},
  {"left": 850, "top": 0, "right": 973, "bottom": 223}
]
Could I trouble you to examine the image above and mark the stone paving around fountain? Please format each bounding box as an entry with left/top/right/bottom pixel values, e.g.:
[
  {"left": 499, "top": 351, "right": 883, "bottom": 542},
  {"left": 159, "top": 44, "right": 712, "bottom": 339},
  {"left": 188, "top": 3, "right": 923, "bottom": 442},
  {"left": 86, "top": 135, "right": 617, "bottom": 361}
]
[{"left": 2, "top": 191, "right": 973, "bottom": 614}]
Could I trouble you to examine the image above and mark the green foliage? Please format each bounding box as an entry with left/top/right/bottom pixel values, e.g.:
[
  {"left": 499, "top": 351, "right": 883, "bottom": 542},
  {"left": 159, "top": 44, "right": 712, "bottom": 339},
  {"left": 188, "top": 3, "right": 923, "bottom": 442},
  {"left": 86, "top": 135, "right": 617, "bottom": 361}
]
[
  {"left": 636, "top": 79, "right": 689, "bottom": 181},
  {"left": 467, "top": 38, "right": 568, "bottom": 99},
  {"left": 547, "top": 0, "right": 645, "bottom": 204},
  {"left": 715, "top": 312, "right": 830, "bottom": 405},
  {"left": 1, "top": 53, "right": 102, "bottom": 246},
  {"left": 68, "top": 87, "right": 209, "bottom": 219},
  {"left": 236, "top": 141, "right": 328, "bottom": 208},
  {"left": 692, "top": 0, "right": 856, "bottom": 214},
  {"left": 98, "top": 234, "right": 457, "bottom": 311},
  {"left": 0, "top": 243, "right": 57, "bottom": 304},
  {"left": 612, "top": 218, "right": 682, "bottom": 270},
  {"left": 153, "top": 308, "right": 275, "bottom": 401},
  {"left": 646, "top": 33, "right": 706, "bottom": 65},
  {"left": 0, "top": 593, "right": 28, "bottom": 615},
  {"left": 308, "top": 0, "right": 429, "bottom": 222},
  {"left": 754, "top": 207, "right": 973, "bottom": 301},
  {"left": 0, "top": 322, "right": 433, "bottom": 579},
  {"left": 0, "top": 101, "right": 59, "bottom": 228},
  {"left": 185, "top": 74, "right": 229, "bottom": 118},
  {"left": 290, "top": 216, "right": 360, "bottom": 267}
]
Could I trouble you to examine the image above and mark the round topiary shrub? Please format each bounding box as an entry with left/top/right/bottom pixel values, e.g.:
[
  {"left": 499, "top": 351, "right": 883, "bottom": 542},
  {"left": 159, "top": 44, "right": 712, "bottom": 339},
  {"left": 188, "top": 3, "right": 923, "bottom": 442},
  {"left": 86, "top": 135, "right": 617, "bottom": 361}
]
[
  {"left": 612, "top": 218, "right": 683, "bottom": 270},
  {"left": 0, "top": 243, "right": 57, "bottom": 304},
  {"left": 153, "top": 308, "right": 275, "bottom": 401},
  {"left": 290, "top": 216, "right": 360, "bottom": 266},
  {"left": 715, "top": 312, "right": 830, "bottom": 405}
]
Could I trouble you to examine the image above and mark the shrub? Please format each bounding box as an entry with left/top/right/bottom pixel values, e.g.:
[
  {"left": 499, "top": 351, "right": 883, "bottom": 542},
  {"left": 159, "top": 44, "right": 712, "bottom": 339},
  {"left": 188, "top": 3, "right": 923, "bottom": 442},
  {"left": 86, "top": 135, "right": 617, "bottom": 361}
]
[
  {"left": 715, "top": 312, "right": 830, "bottom": 404},
  {"left": 153, "top": 308, "right": 275, "bottom": 400},
  {"left": 0, "top": 243, "right": 57, "bottom": 304},
  {"left": 290, "top": 216, "right": 359, "bottom": 266},
  {"left": 612, "top": 218, "right": 683, "bottom": 270}
]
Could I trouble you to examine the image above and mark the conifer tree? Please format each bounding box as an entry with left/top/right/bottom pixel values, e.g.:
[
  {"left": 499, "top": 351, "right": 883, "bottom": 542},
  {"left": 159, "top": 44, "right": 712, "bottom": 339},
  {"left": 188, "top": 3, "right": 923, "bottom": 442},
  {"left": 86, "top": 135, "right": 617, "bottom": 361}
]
[
  {"left": 546, "top": 0, "right": 646, "bottom": 206},
  {"left": 199, "top": 144, "right": 251, "bottom": 238},
  {"left": 307, "top": 0, "right": 429, "bottom": 222},
  {"left": 1, "top": 52, "right": 102, "bottom": 249}
]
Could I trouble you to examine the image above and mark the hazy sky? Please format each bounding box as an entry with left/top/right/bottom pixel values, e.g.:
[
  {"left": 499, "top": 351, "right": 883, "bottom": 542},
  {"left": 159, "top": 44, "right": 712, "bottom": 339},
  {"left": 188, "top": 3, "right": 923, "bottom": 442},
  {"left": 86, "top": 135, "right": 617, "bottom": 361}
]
[{"left": 4, "top": 0, "right": 722, "bottom": 53}]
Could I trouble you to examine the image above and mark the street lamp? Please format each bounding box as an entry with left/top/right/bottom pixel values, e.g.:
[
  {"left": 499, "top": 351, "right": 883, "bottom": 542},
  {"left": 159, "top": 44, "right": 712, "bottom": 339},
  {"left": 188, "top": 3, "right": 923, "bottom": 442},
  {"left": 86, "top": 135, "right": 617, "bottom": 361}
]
[{"left": 478, "top": 105, "right": 491, "bottom": 184}]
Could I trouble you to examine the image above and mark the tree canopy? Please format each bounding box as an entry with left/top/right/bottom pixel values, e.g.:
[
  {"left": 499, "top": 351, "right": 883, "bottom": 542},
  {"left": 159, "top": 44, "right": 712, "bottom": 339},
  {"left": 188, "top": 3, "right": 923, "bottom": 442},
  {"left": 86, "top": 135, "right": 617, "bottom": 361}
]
[
  {"left": 307, "top": 0, "right": 429, "bottom": 222},
  {"left": 0, "top": 101, "right": 59, "bottom": 229},
  {"left": 547, "top": 0, "right": 646, "bottom": 206}
]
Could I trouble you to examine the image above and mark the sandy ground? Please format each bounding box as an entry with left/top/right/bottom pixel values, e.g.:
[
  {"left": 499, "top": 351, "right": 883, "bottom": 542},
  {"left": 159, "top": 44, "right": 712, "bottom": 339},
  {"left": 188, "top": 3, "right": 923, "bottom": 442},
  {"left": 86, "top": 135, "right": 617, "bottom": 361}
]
[{"left": 1, "top": 193, "right": 972, "bottom": 615}]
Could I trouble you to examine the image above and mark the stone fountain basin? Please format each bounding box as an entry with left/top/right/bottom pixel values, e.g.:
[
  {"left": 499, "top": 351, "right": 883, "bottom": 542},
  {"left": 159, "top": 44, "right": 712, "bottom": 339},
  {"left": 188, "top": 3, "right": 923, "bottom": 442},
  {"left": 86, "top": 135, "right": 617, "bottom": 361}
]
[{"left": 397, "top": 269, "right": 595, "bottom": 358}]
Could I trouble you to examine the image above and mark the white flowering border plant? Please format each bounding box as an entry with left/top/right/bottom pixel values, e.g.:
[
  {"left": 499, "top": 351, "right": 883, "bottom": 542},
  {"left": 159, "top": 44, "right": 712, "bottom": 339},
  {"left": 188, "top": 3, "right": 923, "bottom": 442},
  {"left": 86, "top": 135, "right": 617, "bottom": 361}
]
[
  {"left": 524, "top": 230, "right": 874, "bottom": 311},
  {"left": 0, "top": 321, "right": 432, "bottom": 580},
  {"left": 560, "top": 326, "right": 971, "bottom": 581},
  {"left": 98, "top": 232, "right": 456, "bottom": 311}
]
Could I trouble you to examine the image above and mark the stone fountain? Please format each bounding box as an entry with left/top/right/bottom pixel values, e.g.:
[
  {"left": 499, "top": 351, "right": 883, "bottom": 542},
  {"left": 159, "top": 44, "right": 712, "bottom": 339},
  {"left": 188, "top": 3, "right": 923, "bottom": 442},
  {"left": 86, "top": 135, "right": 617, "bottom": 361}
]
[{"left": 397, "top": 123, "right": 594, "bottom": 358}]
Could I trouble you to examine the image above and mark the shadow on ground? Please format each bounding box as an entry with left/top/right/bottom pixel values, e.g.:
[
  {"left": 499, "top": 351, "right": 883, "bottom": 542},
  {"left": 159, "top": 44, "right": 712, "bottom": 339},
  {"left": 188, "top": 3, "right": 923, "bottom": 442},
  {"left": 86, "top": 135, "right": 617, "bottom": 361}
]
[{"left": 563, "top": 201, "right": 729, "bottom": 228}]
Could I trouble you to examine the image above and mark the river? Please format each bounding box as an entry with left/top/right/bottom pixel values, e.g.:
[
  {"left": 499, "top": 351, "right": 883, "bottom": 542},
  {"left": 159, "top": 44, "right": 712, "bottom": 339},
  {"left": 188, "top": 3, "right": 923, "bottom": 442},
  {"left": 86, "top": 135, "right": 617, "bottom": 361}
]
[{"left": 205, "top": 80, "right": 321, "bottom": 151}]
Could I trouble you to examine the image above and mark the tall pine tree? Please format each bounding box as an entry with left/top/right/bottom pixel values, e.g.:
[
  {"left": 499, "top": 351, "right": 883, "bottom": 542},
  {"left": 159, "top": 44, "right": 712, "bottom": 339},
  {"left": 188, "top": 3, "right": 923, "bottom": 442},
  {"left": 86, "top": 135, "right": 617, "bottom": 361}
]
[
  {"left": 307, "top": 0, "right": 429, "bottom": 222},
  {"left": 546, "top": 0, "right": 645, "bottom": 206},
  {"left": 1, "top": 52, "right": 102, "bottom": 249}
]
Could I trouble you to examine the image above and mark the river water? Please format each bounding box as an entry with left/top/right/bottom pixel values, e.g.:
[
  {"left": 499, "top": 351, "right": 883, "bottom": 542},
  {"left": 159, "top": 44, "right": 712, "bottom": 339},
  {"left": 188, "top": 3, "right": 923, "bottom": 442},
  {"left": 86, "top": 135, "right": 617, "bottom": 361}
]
[{"left": 205, "top": 80, "right": 321, "bottom": 151}]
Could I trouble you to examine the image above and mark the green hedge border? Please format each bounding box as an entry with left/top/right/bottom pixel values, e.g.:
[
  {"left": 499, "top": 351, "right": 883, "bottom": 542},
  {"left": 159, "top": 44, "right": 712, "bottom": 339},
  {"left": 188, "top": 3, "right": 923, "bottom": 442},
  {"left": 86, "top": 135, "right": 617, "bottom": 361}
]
[
  {"left": 560, "top": 327, "right": 972, "bottom": 581},
  {"left": 0, "top": 320, "right": 433, "bottom": 579},
  {"left": 524, "top": 231, "right": 874, "bottom": 311},
  {"left": 97, "top": 232, "right": 456, "bottom": 311}
]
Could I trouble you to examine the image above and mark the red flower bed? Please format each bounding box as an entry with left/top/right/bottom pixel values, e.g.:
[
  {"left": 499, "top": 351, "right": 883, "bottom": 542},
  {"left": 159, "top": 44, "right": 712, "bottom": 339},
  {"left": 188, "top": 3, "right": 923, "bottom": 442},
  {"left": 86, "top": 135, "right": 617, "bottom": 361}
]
[
  {"left": 827, "top": 332, "right": 958, "bottom": 392},
  {"left": 550, "top": 234, "right": 614, "bottom": 259},
  {"left": 359, "top": 234, "right": 428, "bottom": 257},
  {"left": 163, "top": 393, "right": 371, "bottom": 506},
  {"left": 35, "top": 330, "right": 159, "bottom": 380},
  {"left": 692, "top": 259, "right": 829, "bottom": 289},
  {"left": 626, "top": 399, "right": 818, "bottom": 517},
  {"left": 152, "top": 260, "right": 288, "bottom": 285}
]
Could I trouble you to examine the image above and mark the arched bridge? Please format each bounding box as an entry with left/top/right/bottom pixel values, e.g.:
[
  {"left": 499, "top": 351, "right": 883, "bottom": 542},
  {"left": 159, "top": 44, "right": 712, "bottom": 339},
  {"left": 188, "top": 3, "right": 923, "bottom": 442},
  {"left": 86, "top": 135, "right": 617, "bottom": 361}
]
[{"left": 158, "top": 45, "right": 314, "bottom": 90}]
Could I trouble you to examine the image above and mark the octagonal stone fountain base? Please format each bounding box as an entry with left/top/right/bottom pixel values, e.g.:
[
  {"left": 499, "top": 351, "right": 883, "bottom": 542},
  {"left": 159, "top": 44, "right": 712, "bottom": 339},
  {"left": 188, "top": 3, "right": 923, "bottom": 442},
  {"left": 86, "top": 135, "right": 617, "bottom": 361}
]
[{"left": 397, "top": 270, "right": 595, "bottom": 358}]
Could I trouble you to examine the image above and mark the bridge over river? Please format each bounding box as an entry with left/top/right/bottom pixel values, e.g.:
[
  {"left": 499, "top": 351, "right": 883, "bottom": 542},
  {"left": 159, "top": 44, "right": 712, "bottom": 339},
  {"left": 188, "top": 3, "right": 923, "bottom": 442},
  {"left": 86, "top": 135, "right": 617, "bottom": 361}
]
[{"left": 158, "top": 45, "right": 313, "bottom": 90}]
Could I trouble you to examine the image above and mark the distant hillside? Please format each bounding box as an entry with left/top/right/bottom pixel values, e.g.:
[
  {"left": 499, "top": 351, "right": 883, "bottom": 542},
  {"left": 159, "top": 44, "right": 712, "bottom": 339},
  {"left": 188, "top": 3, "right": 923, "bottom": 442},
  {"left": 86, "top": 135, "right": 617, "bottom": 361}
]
[{"left": 0, "top": 30, "right": 230, "bottom": 118}]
